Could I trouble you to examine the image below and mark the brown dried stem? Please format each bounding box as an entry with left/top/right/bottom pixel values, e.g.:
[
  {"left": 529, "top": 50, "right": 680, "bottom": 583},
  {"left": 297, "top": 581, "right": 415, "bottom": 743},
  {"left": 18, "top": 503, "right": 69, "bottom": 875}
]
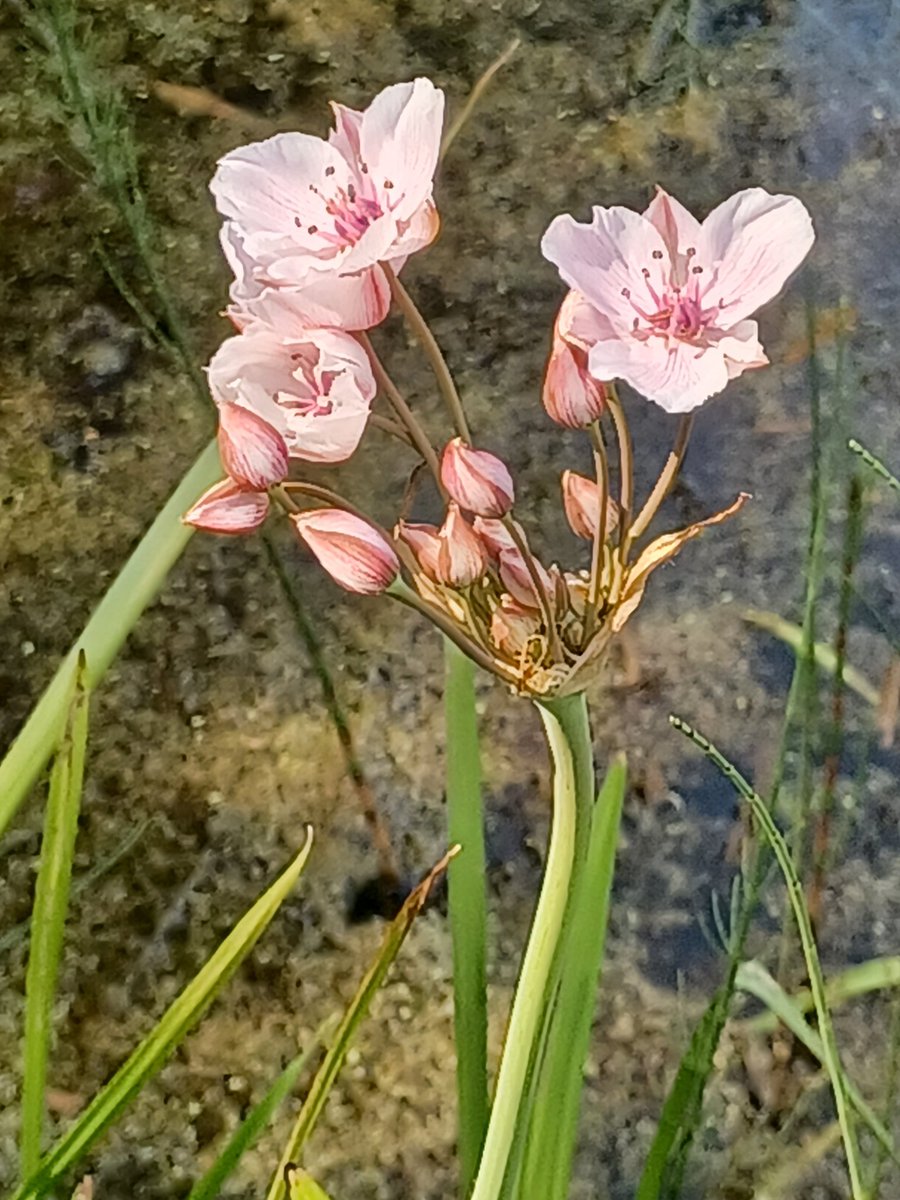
[{"left": 629, "top": 412, "right": 695, "bottom": 541}]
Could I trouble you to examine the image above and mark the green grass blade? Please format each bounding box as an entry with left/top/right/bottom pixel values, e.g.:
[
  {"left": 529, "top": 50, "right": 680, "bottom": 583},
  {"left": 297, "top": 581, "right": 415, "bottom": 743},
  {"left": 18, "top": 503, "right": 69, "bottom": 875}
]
[
  {"left": 266, "top": 848, "right": 455, "bottom": 1200},
  {"left": 524, "top": 755, "right": 627, "bottom": 1200},
  {"left": 186, "top": 1046, "right": 316, "bottom": 1200},
  {"left": 0, "top": 438, "right": 221, "bottom": 841},
  {"left": 736, "top": 960, "right": 899, "bottom": 1166},
  {"left": 670, "top": 715, "right": 865, "bottom": 1200},
  {"left": 444, "top": 640, "right": 489, "bottom": 1196},
  {"left": 848, "top": 439, "right": 900, "bottom": 493},
  {"left": 285, "top": 1166, "right": 334, "bottom": 1199},
  {"left": 11, "top": 827, "right": 314, "bottom": 1200},
  {"left": 737, "top": 956, "right": 900, "bottom": 1034},
  {"left": 741, "top": 609, "right": 879, "bottom": 706},
  {"left": 20, "top": 658, "right": 91, "bottom": 1180}
]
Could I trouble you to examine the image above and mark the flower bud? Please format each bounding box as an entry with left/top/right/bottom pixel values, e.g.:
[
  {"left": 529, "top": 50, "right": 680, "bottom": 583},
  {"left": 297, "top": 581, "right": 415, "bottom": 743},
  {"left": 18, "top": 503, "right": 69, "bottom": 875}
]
[
  {"left": 490, "top": 595, "right": 539, "bottom": 656},
  {"left": 498, "top": 547, "right": 555, "bottom": 610},
  {"left": 543, "top": 291, "right": 608, "bottom": 429},
  {"left": 217, "top": 403, "right": 289, "bottom": 490},
  {"left": 441, "top": 438, "right": 515, "bottom": 518},
  {"left": 543, "top": 338, "right": 607, "bottom": 429},
  {"left": 293, "top": 509, "right": 399, "bottom": 595},
  {"left": 437, "top": 504, "right": 487, "bottom": 587},
  {"left": 183, "top": 478, "right": 270, "bottom": 535},
  {"left": 396, "top": 520, "right": 442, "bottom": 580},
  {"left": 561, "top": 470, "right": 619, "bottom": 541},
  {"left": 473, "top": 516, "right": 519, "bottom": 560}
]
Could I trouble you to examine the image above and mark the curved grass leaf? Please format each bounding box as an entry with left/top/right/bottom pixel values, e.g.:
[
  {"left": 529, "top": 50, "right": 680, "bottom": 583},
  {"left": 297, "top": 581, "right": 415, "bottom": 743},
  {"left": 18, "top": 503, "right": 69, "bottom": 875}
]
[
  {"left": 266, "top": 847, "right": 457, "bottom": 1200},
  {"left": 736, "top": 959, "right": 899, "bottom": 1166},
  {"left": 285, "top": 1165, "right": 334, "bottom": 1199},
  {"left": 670, "top": 716, "right": 865, "bottom": 1200},
  {"left": 20, "top": 658, "right": 91, "bottom": 1180},
  {"left": 11, "top": 827, "right": 314, "bottom": 1200}
]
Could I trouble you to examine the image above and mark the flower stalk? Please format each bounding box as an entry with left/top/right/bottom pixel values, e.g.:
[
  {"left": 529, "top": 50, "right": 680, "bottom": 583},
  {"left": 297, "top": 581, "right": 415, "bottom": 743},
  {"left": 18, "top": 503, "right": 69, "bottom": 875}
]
[{"left": 469, "top": 691, "right": 592, "bottom": 1200}]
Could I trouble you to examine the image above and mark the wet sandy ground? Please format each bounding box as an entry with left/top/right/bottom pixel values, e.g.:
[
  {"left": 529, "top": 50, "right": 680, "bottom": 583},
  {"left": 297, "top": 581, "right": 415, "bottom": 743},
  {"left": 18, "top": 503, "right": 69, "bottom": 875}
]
[{"left": 3, "top": 1, "right": 900, "bottom": 1196}]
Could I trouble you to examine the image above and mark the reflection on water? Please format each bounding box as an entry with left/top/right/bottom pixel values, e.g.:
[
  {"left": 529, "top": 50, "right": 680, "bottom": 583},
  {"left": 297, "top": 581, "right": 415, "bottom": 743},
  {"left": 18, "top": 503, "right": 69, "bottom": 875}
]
[{"left": 3, "top": 0, "right": 900, "bottom": 1195}]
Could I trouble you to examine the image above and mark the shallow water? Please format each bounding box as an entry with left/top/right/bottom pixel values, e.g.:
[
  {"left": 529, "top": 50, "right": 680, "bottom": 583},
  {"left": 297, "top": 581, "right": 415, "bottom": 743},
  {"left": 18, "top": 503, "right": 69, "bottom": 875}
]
[{"left": 2, "top": 1, "right": 900, "bottom": 1197}]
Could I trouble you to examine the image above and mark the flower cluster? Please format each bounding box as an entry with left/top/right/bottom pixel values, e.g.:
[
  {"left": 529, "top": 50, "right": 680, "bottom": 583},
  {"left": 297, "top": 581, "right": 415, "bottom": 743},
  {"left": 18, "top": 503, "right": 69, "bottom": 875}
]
[{"left": 185, "top": 77, "right": 814, "bottom": 698}]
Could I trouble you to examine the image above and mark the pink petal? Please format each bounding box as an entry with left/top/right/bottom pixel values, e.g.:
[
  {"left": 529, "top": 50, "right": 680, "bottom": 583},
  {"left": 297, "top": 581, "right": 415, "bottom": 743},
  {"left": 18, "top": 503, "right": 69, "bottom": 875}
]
[
  {"left": 699, "top": 188, "right": 815, "bottom": 326},
  {"left": 498, "top": 547, "right": 554, "bottom": 610},
  {"left": 541, "top": 208, "right": 670, "bottom": 333},
  {"left": 383, "top": 200, "right": 441, "bottom": 263},
  {"left": 396, "top": 521, "right": 442, "bottom": 579},
  {"left": 441, "top": 438, "right": 515, "bottom": 518},
  {"left": 714, "top": 319, "right": 769, "bottom": 380},
  {"left": 360, "top": 79, "right": 445, "bottom": 224},
  {"left": 183, "top": 479, "right": 269, "bottom": 535},
  {"left": 436, "top": 504, "right": 488, "bottom": 587},
  {"left": 233, "top": 267, "right": 391, "bottom": 333},
  {"left": 557, "top": 289, "right": 618, "bottom": 349},
  {"left": 588, "top": 336, "right": 730, "bottom": 414},
  {"left": 643, "top": 188, "right": 703, "bottom": 260},
  {"left": 211, "top": 134, "right": 352, "bottom": 240},
  {"left": 293, "top": 508, "right": 399, "bottom": 594},
  {"left": 218, "top": 403, "right": 289, "bottom": 489},
  {"left": 329, "top": 101, "right": 364, "bottom": 161}
]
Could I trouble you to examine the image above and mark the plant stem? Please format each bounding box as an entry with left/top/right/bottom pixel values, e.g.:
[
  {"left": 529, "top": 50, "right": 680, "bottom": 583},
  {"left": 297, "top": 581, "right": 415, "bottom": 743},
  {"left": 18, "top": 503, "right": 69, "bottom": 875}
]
[
  {"left": 444, "top": 641, "right": 489, "bottom": 1196},
  {"left": 383, "top": 264, "right": 472, "bottom": 443},
  {"left": 605, "top": 383, "right": 633, "bottom": 548},
  {"left": 389, "top": 581, "right": 511, "bottom": 681},
  {"left": 440, "top": 39, "right": 521, "bottom": 159},
  {"left": 358, "top": 332, "right": 446, "bottom": 494},
  {"left": 629, "top": 413, "right": 694, "bottom": 542},
  {"left": 583, "top": 421, "right": 610, "bottom": 645},
  {"left": 0, "top": 438, "right": 222, "bottom": 841},
  {"left": 468, "top": 692, "right": 590, "bottom": 1200}
]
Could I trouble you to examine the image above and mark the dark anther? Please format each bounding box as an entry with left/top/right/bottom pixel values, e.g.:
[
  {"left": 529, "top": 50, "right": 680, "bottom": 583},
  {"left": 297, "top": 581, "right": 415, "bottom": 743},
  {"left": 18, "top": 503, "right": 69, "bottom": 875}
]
[
  {"left": 621, "top": 287, "right": 631, "bottom": 297},
  {"left": 652, "top": 249, "right": 663, "bottom": 259},
  {"left": 347, "top": 183, "right": 356, "bottom": 202},
  {"left": 384, "top": 179, "right": 394, "bottom": 189},
  {"left": 308, "top": 225, "right": 318, "bottom": 234},
  {"left": 692, "top": 265, "right": 703, "bottom": 274},
  {"left": 325, "top": 165, "right": 335, "bottom": 176},
  {"left": 294, "top": 217, "right": 302, "bottom": 227}
]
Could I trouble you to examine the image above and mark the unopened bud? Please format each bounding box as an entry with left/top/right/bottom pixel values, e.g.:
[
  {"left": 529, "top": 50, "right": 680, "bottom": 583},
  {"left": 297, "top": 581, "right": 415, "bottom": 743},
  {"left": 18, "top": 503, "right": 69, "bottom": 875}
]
[
  {"left": 498, "top": 547, "right": 555, "bottom": 610},
  {"left": 396, "top": 521, "right": 442, "bottom": 580},
  {"left": 437, "top": 504, "right": 487, "bottom": 587},
  {"left": 217, "top": 403, "right": 289, "bottom": 490},
  {"left": 561, "top": 470, "right": 619, "bottom": 541},
  {"left": 441, "top": 437, "right": 515, "bottom": 518},
  {"left": 293, "top": 509, "right": 399, "bottom": 595},
  {"left": 183, "top": 478, "right": 270, "bottom": 535},
  {"left": 543, "top": 292, "right": 608, "bottom": 429}
]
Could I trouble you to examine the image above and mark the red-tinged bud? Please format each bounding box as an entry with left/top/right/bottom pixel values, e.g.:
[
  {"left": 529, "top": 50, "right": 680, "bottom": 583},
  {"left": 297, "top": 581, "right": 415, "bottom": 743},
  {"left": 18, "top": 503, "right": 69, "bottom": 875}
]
[
  {"left": 498, "top": 547, "right": 555, "bottom": 610},
  {"left": 561, "top": 470, "right": 619, "bottom": 541},
  {"left": 218, "top": 403, "right": 289, "bottom": 490},
  {"left": 436, "top": 504, "right": 487, "bottom": 587},
  {"left": 293, "top": 509, "right": 399, "bottom": 595},
  {"left": 473, "top": 516, "right": 520, "bottom": 560},
  {"left": 441, "top": 437, "right": 515, "bottom": 518},
  {"left": 183, "top": 478, "right": 270, "bottom": 535},
  {"left": 396, "top": 521, "right": 442, "bottom": 580},
  {"left": 543, "top": 292, "right": 608, "bottom": 429}
]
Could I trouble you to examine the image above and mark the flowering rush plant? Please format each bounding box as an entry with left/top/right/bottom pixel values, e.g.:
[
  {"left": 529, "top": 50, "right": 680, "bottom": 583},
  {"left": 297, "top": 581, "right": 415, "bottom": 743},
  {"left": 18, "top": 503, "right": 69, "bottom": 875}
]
[{"left": 184, "top": 76, "right": 814, "bottom": 1199}]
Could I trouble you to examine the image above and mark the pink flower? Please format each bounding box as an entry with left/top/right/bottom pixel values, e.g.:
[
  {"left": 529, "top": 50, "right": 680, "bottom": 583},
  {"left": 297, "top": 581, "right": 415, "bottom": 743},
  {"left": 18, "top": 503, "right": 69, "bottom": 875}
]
[
  {"left": 541, "top": 187, "right": 815, "bottom": 413},
  {"left": 436, "top": 504, "right": 487, "bottom": 586},
  {"left": 293, "top": 509, "right": 399, "bottom": 594},
  {"left": 441, "top": 438, "right": 515, "bottom": 518},
  {"left": 543, "top": 290, "right": 608, "bottom": 428},
  {"left": 183, "top": 478, "right": 270, "bottom": 535},
  {"left": 218, "top": 402, "right": 289, "bottom": 490},
  {"left": 498, "top": 548, "right": 556, "bottom": 611},
  {"left": 211, "top": 79, "right": 444, "bottom": 331},
  {"left": 208, "top": 317, "right": 376, "bottom": 464},
  {"left": 396, "top": 520, "right": 442, "bottom": 580}
]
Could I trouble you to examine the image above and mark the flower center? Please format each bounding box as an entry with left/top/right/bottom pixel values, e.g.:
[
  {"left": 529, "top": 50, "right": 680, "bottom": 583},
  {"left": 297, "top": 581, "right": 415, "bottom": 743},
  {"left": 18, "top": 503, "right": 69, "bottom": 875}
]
[
  {"left": 296, "top": 177, "right": 384, "bottom": 251},
  {"left": 620, "top": 247, "right": 723, "bottom": 347}
]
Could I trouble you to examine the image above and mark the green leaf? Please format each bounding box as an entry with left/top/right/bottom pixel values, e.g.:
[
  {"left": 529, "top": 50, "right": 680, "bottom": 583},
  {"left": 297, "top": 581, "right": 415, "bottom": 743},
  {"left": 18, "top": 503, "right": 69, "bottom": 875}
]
[
  {"left": 736, "top": 959, "right": 899, "bottom": 1166},
  {"left": 523, "top": 754, "right": 627, "bottom": 1200},
  {"left": 186, "top": 1045, "right": 317, "bottom": 1200},
  {"left": 444, "top": 640, "right": 489, "bottom": 1197},
  {"left": 0, "top": 438, "right": 222, "bottom": 842},
  {"left": 848, "top": 438, "right": 900, "bottom": 493},
  {"left": 670, "top": 716, "right": 866, "bottom": 1200},
  {"left": 20, "top": 657, "right": 91, "bottom": 1180},
  {"left": 736, "top": 955, "right": 900, "bottom": 1035},
  {"left": 267, "top": 848, "right": 456, "bottom": 1200},
  {"left": 11, "top": 827, "right": 314, "bottom": 1200}
]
